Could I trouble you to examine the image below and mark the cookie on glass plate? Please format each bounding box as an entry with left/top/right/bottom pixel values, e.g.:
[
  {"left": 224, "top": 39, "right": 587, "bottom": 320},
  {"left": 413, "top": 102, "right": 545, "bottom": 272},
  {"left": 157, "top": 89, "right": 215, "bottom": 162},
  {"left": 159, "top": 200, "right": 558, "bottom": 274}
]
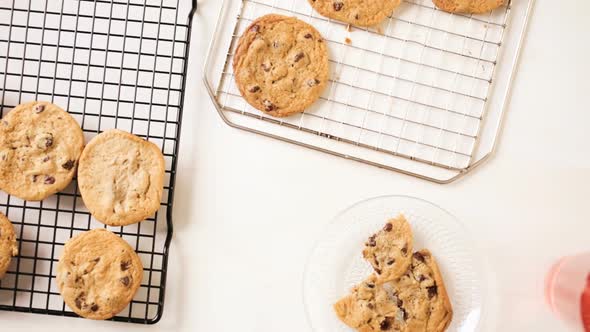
[
  {"left": 362, "top": 215, "right": 414, "bottom": 283},
  {"left": 334, "top": 250, "right": 453, "bottom": 331},
  {"left": 0, "top": 101, "right": 84, "bottom": 201},
  {"left": 233, "top": 14, "right": 329, "bottom": 117}
]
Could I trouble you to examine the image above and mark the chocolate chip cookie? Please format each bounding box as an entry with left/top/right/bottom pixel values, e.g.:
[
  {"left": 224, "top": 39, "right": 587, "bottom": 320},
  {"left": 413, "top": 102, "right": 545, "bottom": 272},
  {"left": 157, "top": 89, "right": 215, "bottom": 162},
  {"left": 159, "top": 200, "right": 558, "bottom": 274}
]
[
  {"left": 0, "top": 101, "right": 85, "bottom": 201},
  {"left": 432, "top": 0, "right": 505, "bottom": 13},
  {"left": 334, "top": 250, "right": 453, "bottom": 332},
  {"left": 233, "top": 14, "right": 329, "bottom": 117},
  {"left": 334, "top": 274, "right": 401, "bottom": 331},
  {"left": 56, "top": 229, "right": 143, "bottom": 320},
  {"left": 77, "top": 129, "right": 165, "bottom": 226},
  {"left": 0, "top": 212, "right": 18, "bottom": 279},
  {"left": 308, "top": 0, "right": 402, "bottom": 27},
  {"left": 362, "top": 215, "right": 413, "bottom": 282}
]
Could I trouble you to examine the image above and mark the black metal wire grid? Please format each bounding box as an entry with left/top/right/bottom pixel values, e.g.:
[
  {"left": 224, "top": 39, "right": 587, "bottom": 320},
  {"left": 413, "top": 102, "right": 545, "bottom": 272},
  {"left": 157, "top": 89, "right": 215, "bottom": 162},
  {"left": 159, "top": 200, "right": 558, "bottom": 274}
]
[{"left": 0, "top": 0, "right": 196, "bottom": 324}]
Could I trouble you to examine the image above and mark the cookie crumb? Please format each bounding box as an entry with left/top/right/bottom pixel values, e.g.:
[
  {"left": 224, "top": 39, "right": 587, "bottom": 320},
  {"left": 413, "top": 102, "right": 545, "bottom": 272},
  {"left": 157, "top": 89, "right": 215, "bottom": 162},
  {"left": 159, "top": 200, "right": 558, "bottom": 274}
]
[{"left": 345, "top": 37, "right": 352, "bottom": 45}]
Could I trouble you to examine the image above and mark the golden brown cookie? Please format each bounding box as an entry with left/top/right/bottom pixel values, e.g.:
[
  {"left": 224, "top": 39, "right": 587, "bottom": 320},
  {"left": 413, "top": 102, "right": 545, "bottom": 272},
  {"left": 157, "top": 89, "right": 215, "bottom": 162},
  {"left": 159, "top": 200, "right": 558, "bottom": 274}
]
[
  {"left": 56, "top": 229, "right": 143, "bottom": 320},
  {"left": 77, "top": 129, "right": 165, "bottom": 226},
  {"left": 233, "top": 14, "right": 329, "bottom": 117},
  {"left": 0, "top": 101, "right": 85, "bottom": 201},
  {"left": 432, "top": 0, "right": 505, "bottom": 13},
  {"left": 334, "top": 274, "right": 399, "bottom": 332},
  {"left": 308, "top": 0, "right": 402, "bottom": 27},
  {"left": 362, "top": 215, "right": 413, "bottom": 283},
  {"left": 0, "top": 212, "right": 18, "bottom": 279},
  {"left": 334, "top": 250, "right": 453, "bottom": 332}
]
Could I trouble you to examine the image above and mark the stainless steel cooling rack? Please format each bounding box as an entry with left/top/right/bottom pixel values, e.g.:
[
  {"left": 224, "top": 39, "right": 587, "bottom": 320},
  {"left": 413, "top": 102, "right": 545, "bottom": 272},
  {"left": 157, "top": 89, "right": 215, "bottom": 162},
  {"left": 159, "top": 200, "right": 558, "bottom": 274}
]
[
  {"left": 0, "top": 0, "right": 196, "bottom": 324},
  {"left": 204, "top": 0, "right": 534, "bottom": 183}
]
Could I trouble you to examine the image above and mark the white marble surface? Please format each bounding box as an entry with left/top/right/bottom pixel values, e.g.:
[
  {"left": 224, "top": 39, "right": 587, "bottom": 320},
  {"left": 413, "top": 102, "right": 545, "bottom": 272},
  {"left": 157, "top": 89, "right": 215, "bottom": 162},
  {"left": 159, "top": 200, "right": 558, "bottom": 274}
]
[{"left": 4, "top": 0, "right": 590, "bottom": 331}]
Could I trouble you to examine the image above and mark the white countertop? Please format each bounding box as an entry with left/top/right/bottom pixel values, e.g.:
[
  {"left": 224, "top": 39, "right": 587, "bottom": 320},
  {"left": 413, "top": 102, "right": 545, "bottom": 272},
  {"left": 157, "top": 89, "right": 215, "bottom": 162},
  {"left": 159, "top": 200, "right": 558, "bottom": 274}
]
[{"left": 4, "top": 0, "right": 590, "bottom": 331}]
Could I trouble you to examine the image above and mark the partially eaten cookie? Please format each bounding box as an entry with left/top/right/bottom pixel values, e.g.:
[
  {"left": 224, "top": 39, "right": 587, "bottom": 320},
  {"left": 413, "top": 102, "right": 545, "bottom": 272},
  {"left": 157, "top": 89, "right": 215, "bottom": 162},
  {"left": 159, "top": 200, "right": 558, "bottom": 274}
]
[
  {"left": 362, "top": 215, "right": 413, "bottom": 282},
  {"left": 335, "top": 216, "right": 453, "bottom": 331}
]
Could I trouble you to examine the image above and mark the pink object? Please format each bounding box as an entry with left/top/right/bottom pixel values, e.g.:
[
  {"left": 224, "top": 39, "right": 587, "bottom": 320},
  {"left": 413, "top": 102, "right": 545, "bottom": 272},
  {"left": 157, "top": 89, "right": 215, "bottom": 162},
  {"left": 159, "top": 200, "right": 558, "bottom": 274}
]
[{"left": 546, "top": 253, "right": 590, "bottom": 331}]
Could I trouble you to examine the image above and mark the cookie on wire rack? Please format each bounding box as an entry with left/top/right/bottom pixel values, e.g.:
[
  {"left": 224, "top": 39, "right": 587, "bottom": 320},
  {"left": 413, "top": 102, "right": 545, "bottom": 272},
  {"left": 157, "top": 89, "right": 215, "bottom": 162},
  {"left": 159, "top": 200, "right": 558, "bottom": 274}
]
[
  {"left": 233, "top": 14, "right": 329, "bottom": 117},
  {"left": 0, "top": 212, "right": 18, "bottom": 279},
  {"left": 77, "top": 129, "right": 165, "bottom": 226},
  {"left": 56, "top": 229, "right": 143, "bottom": 320},
  {"left": 0, "top": 101, "right": 85, "bottom": 201},
  {"left": 432, "top": 0, "right": 505, "bottom": 13},
  {"left": 307, "top": 0, "right": 402, "bottom": 27}
]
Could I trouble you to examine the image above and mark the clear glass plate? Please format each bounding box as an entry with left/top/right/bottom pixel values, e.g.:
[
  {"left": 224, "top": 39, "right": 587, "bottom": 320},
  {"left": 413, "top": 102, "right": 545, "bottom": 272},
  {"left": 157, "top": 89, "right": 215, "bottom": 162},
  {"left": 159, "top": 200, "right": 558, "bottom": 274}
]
[{"left": 303, "top": 195, "right": 486, "bottom": 332}]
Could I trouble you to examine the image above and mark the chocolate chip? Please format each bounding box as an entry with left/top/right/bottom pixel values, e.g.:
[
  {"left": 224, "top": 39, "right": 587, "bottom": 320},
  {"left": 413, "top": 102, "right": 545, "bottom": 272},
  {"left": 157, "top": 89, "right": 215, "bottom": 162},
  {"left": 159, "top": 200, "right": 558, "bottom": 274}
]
[
  {"left": 44, "top": 176, "right": 55, "bottom": 185},
  {"left": 367, "top": 303, "right": 374, "bottom": 309},
  {"left": 120, "top": 276, "right": 130, "bottom": 287},
  {"left": 419, "top": 275, "right": 426, "bottom": 282},
  {"left": 355, "top": 14, "right": 360, "bottom": 20},
  {"left": 43, "top": 156, "right": 50, "bottom": 162},
  {"left": 294, "top": 52, "right": 304, "bottom": 62},
  {"left": 380, "top": 317, "right": 392, "bottom": 330},
  {"left": 263, "top": 100, "right": 276, "bottom": 112},
  {"left": 75, "top": 276, "right": 81, "bottom": 283},
  {"left": 36, "top": 133, "right": 53, "bottom": 149},
  {"left": 367, "top": 234, "right": 377, "bottom": 247},
  {"left": 32, "top": 175, "right": 38, "bottom": 182},
  {"left": 249, "top": 86, "right": 261, "bottom": 93},
  {"left": 397, "top": 298, "right": 403, "bottom": 307},
  {"left": 120, "top": 261, "right": 130, "bottom": 271},
  {"left": 62, "top": 160, "right": 75, "bottom": 170},
  {"left": 250, "top": 24, "right": 260, "bottom": 33},
  {"left": 373, "top": 253, "right": 379, "bottom": 266},
  {"left": 93, "top": 257, "right": 100, "bottom": 263},
  {"left": 261, "top": 62, "right": 271, "bottom": 72},
  {"left": 375, "top": 268, "right": 382, "bottom": 275},
  {"left": 333, "top": 2, "right": 343, "bottom": 11},
  {"left": 304, "top": 33, "right": 312, "bottom": 39},
  {"left": 401, "top": 308, "right": 408, "bottom": 320},
  {"left": 307, "top": 79, "right": 320, "bottom": 87},
  {"left": 45, "top": 136, "right": 53, "bottom": 148},
  {"left": 383, "top": 223, "right": 393, "bottom": 232},
  {"left": 427, "top": 285, "right": 438, "bottom": 299},
  {"left": 401, "top": 245, "right": 408, "bottom": 255},
  {"left": 272, "top": 41, "right": 279, "bottom": 48},
  {"left": 91, "top": 304, "right": 99, "bottom": 312},
  {"left": 34, "top": 104, "right": 45, "bottom": 113},
  {"left": 413, "top": 252, "right": 425, "bottom": 262},
  {"left": 365, "top": 282, "right": 375, "bottom": 289},
  {"left": 75, "top": 293, "right": 86, "bottom": 309},
  {"left": 387, "top": 259, "right": 395, "bottom": 265}
]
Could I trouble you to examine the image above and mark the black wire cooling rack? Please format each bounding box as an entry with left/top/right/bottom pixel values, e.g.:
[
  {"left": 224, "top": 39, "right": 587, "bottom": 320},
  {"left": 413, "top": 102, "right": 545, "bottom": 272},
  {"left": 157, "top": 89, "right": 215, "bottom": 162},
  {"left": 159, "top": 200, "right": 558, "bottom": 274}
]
[{"left": 0, "top": 0, "right": 196, "bottom": 324}]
